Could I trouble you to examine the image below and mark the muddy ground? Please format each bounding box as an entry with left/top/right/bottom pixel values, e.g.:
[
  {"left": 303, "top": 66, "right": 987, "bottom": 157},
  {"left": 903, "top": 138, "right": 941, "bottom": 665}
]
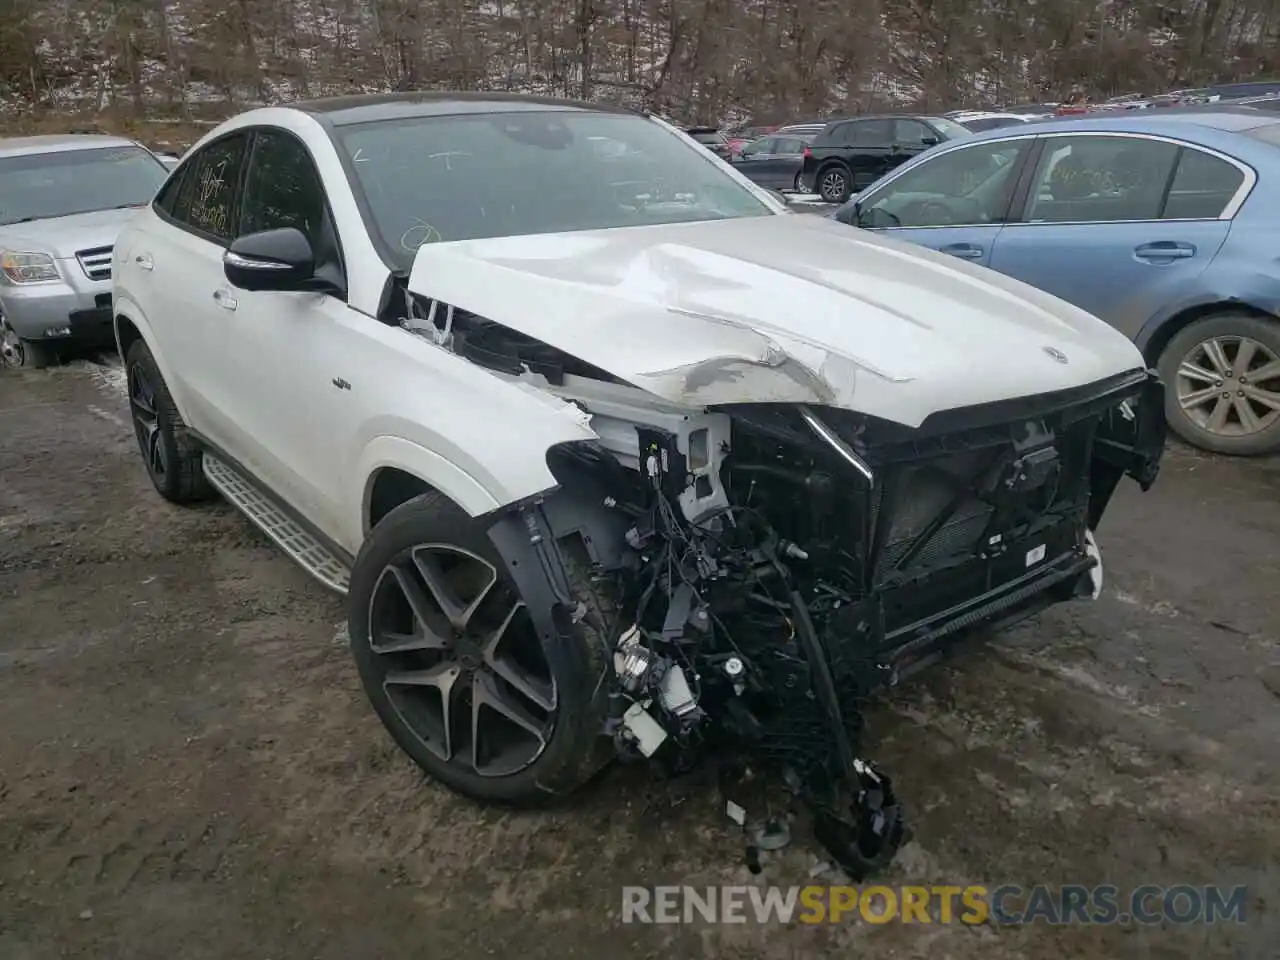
[{"left": 1, "top": 355, "right": 1277, "bottom": 960}]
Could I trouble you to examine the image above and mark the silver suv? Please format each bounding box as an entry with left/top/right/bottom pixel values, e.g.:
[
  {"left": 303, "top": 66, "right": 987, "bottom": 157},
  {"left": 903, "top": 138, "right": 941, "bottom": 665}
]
[{"left": 0, "top": 134, "right": 170, "bottom": 368}]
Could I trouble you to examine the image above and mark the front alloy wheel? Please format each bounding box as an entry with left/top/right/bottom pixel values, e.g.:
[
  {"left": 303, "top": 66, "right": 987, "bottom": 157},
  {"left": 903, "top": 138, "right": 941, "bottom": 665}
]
[
  {"left": 367, "top": 543, "right": 556, "bottom": 778},
  {"left": 129, "top": 360, "right": 168, "bottom": 481}
]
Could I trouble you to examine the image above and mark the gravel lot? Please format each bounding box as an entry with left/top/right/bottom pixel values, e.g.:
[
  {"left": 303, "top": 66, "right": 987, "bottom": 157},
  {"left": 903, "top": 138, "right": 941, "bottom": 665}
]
[{"left": 1, "top": 355, "right": 1277, "bottom": 959}]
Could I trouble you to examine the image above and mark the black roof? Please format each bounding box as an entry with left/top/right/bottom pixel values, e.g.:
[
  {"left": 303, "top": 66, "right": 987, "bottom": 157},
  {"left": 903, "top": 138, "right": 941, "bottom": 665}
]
[{"left": 290, "top": 91, "right": 638, "bottom": 126}]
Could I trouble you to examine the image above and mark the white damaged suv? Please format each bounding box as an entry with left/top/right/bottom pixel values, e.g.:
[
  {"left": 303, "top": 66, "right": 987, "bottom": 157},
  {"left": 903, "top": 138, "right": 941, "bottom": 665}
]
[{"left": 111, "top": 93, "right": 1166, "bottom": 877}]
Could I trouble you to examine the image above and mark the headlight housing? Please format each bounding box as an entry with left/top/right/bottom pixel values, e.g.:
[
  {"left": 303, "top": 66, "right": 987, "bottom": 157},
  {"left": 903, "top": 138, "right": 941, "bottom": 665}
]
[{"left": 0, "top": 251, "right": 60, "bottom": 284}]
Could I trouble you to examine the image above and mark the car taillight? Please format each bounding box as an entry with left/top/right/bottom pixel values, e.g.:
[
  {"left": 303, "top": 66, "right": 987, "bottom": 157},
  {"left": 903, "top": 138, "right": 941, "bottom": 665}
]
[{"left": 802, "top": 146, "right": 811, "bottom": 158}]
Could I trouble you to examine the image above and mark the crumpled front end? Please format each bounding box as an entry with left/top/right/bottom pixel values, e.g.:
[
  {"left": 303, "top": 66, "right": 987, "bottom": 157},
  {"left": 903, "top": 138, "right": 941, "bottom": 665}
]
[{"left": 480, "top": 355, "right": 1165, "bottom": 878}]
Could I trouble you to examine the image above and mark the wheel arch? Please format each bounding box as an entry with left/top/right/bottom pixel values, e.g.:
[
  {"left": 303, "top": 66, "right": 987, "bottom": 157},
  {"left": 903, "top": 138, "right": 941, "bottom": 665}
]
[{"left": 1138, "top": 298, "right": 1278, "bottom": 366}]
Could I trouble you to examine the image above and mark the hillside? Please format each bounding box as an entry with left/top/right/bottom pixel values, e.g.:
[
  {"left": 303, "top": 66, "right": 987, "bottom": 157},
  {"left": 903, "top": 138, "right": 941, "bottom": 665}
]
[{"left": 3, "top": 0, "right": 1280, "bottom": 130}]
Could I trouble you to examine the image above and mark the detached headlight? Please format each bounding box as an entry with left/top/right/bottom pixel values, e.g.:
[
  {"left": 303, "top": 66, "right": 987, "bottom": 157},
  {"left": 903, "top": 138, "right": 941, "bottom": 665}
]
[{"left": 0, "top": 251, "right": 59, "bottom": 284}]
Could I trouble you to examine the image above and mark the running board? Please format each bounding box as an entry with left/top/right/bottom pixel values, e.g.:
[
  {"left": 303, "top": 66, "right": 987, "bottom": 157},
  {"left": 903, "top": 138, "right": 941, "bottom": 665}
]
[{"left": 202, "top": 455, "right": 351, "bottom": 595}]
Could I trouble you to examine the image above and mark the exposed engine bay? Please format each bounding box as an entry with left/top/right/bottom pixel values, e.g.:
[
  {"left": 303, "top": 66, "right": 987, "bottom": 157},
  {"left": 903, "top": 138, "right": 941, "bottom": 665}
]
[{"left": 403, "top": 293, "right": 1168, "bottom": 878}]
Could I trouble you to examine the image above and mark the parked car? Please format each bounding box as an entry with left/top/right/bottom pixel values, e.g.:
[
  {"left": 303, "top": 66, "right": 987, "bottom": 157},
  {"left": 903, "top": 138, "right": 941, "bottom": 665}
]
[
  {"left": 725, "top": 124, "right": 779, "bottom": 156},
  {"left": 831, "top": 107, "right": 1280, "bottom": 455},
  {"left": 1207, "top": 81, "right": 1280, "bottom": 101},
  {"left": 799, "top": 114, "right": 972, "bottom": 202},
  {"left": 1232, "top": 94, "right": 1280, "bottom": 112},
  {"left": 952, "top": 111, "right": 1038, "bottom": 132},
  {"left": 684, "top": 125, "right": 732, "bottom": 159},
  {"left": 729, "top": 132, "right": 814, "bottom": 189},
  {"left": 110, "top": 92, "right": 1164, "bottom": 878},
  {"left": 0, "top": 134, "right": 170, "bottom": 368},
  {"left": 1001, "top": 103, "right": 1060, "bottom": 116}
]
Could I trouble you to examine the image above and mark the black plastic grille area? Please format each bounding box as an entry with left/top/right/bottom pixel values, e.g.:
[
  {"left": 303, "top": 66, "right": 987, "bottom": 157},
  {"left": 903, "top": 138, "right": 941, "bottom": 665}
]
[{"left": 876, "top": 451, "right": 995, "bottom": 573}]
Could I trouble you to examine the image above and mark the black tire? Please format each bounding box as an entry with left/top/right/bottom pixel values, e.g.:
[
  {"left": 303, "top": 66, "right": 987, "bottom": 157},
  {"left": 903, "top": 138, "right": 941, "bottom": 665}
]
[
  {"left": 347, "top": 492, "right": 615, "bottom": 805},
  {"left": 0, "top": 319, "right": 55, "bottom": 369},
  {"left": 1156, "top": 312, "right": 1280, "bottom": 456},
  {"left": 124, "top": 338, "right": 214, "bottom": 502},
  {"left": 793, "top": 171, "right": 803, "bottom": 193},
  {"left": 817, "top": 164, "right": 853, "bottom": 204}
]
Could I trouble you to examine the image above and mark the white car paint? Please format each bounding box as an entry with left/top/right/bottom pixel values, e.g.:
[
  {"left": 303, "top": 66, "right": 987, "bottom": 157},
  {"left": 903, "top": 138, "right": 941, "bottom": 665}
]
[
  {"left": 113, "top": 102, "right": 1147, "bottom": 560},
  {"left": 408, "top": 213, "right": 1146, "bottom": 426}
]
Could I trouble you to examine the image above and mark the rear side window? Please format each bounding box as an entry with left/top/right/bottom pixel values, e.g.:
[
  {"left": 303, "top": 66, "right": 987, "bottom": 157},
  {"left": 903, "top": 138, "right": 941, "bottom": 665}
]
[
  {"left": 1162, "top": 148, "right": 1246, "bottom": 219},
  {"left": 168, "top": 134, "right": 248, "bottom": 242},
  {"left": 850, "top": 119, "right": 893, "bottom": 146},
  {"left": 1025, "top": 135, "right": 1180, "bottom": 223}
]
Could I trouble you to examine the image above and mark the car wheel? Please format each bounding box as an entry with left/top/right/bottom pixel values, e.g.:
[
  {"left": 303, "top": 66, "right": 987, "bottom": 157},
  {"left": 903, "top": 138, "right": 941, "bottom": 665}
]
[
  {"left": 0, "top": 318, "right": 54, "bottom": 369},
  {"left": 347, "top": 492, "right": 614, "bottom": 805},
  {"left": 818, "top": 166, "right": 852, "bottom": 203},
  {"left": 125, "top": 338, "right": 215, "bottom": 502},
  {"left": 1156, "top": 312, "right": 1280, "bottom": 456},
  {"left": 793, "top": 172, "right": 803, "bottom": 193}
]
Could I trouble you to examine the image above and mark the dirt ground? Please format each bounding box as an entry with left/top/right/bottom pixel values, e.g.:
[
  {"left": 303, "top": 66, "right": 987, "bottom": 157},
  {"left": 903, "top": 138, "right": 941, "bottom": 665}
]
[{"left": 1, "top": 354, "right": 1277, "bottom": 959}]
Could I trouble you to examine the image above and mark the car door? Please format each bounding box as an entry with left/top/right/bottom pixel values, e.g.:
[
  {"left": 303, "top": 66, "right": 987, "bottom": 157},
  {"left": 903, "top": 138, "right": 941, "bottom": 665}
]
[
  {"left": 732, "top": 137, "right": 779, "bottom": 185},
  {"left": 767, "top": 136, "right": 809, "bottom": 189},
  {"left": 892, "top": 119, "right": 942, "bottom": 168},
  {"left": 131, "top": 132, "right": 251, "bottom": 440},
  {"left": 206, "top": 126, "right": 359, "bottom": 532},
  {"left": 847, "top": 119, "right": 896, "bottom": 188},
  {"left": 840, "top": 136, "right": 1033, "bottom": 266},
  {"left": 987, "top": 134, "right": 1237, "bottom": 325}
]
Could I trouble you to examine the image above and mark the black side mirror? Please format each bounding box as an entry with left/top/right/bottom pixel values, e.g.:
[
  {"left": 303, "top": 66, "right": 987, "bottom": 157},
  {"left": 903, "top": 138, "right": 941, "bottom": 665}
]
[
  {"left": 224, "top": 227, "right": 316, "bottom": 291},
  {"left": 921, "top": 135, "right": 940, "bottom": 146}
]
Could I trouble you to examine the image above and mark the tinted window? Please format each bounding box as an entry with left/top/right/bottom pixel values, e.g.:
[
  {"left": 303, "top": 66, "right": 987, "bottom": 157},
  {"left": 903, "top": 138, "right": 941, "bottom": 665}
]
[
  {"left": 337, "top": 112, "right": 772, "bottom": 271},
  {"left": 927, "top": 116, "right": 976, "bottom": 140},
  {"left": 775, "top": 137, "right": 806, "bottom": 154},
  {"left": 1162, "top": 148, "right": 1246, "bottom": 219},
  {"left": 960, "top": 116, "right": 1022, "bottom": 132},
  {"left": 894, "top": 120, "right": 937, "bottom": 146},
  {"left": 0, "top": 146, "right": 167, "bottom": 225},
  {"left": 239, "top": 130, "right": 327, "bottom": 242},
  {"left": 170, "top": 135, "right": 247, "bottom": 241},
  {"left": 850, "top": 119, "right": 893, "bottom": 146},
  {"left": 860, "top": 140, "right": 1029, "bottom": 227},
  {"left": 154, "top": 164, "right": 187, "bottom": 216},
  {"left": 1025, "top": 136, "right": 1179, "bottom": 223}
]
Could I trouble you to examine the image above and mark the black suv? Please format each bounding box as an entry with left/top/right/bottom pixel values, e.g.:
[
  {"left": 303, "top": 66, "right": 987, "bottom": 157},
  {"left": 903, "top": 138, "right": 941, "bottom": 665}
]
[{"left": 800, "top": 114, "right": 972, "bottom": 202}]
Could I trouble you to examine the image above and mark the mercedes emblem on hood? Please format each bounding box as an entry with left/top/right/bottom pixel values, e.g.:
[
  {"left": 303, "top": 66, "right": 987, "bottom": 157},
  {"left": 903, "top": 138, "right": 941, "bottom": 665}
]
[{"left": 1043, "top": 346, "right": 1069, "bottom": 364}]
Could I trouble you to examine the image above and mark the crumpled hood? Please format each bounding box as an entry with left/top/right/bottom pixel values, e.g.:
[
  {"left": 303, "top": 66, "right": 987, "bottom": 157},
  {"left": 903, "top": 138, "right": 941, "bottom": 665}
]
[
  {"left": 408, "top": 213, "right": 1147, "bottom": 427},
  {"left": 0, "top": 206, "right": 143, "bottom": 259}
]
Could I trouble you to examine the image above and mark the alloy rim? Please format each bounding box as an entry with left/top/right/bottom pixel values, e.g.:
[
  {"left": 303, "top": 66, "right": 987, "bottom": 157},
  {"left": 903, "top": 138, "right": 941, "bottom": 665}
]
[
  {"left": 821, "top": 170, "right": 847, "bottom": 201},
  {"left": 0, "top": 319, "right": 24, "bottom": 367},
  {"left": 367, "top": 544, "right": 557, "bottom": 777},
  {"left": 1176, "top": 335, "right": 1280, "bottom": 437},
  {"left": 128, "top": 363, "right": 167, "bottom": 477}
]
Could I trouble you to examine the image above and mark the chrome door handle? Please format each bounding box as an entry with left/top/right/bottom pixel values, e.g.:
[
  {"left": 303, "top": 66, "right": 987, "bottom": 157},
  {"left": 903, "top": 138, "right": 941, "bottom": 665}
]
[
  {"left": 134, "top": 253, "right": 154, "bottom": 271},
  {"left": 213, "top": 289, "right": 238, "bottom": 311}
]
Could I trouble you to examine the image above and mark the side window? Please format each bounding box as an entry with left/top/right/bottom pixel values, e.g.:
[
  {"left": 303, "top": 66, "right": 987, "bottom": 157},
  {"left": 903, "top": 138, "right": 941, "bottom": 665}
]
[
  {"left": 751, "top": 138, "right": 778, "bottom": 154},
  {"left": 776, "top": 137, "right": 805, "bottom": 155},
  {"left": 169, "top": 134, "right": 248, "bottom": 242},
  {"left": 851, "top": 119, "right": 894, "bottom": 146},
  {"left": 238, "top": 130, "right": 327, "bottom": 243},
  {"left": 1162, "top": 148, "right": 1246, "bottom": 219},
  {"left": 823, "top": 122, "right": 853, "bottom": 145},
  {"left": 154, "top": 165, "right": 187, "bottom": 216},
  {"left": 1025, "top": 135, "right": 1179, "bottom": 223},
  {"left": 894, "top": 119, "right": 936, "bottom": 146},
  {"left": 860, "top": 140, "right": 1030, "bottom": 227}
]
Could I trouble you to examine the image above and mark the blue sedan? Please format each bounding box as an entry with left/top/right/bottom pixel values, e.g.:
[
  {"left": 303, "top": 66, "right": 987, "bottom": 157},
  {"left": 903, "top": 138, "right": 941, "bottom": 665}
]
[{"left": 833, "top": 108, "right": 1280, "bottom": 455}]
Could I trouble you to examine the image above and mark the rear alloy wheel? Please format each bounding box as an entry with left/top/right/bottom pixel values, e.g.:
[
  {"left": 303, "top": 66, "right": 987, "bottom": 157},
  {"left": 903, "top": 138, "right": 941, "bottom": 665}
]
[
  {"left": 818, "top": 166, "right": 852, "bottom": 203},
  {"left": 793, "top": 172, "right": 804, "bottom": 193},
  {"left": 348, "top": 493, "right": 613, "bottom": 804},
  {"left": 1158, "top": 312, "right": 1280, "bottom": 455},
  {"left": 0, "top": 318, "right": 54, "bottom": 369}
]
